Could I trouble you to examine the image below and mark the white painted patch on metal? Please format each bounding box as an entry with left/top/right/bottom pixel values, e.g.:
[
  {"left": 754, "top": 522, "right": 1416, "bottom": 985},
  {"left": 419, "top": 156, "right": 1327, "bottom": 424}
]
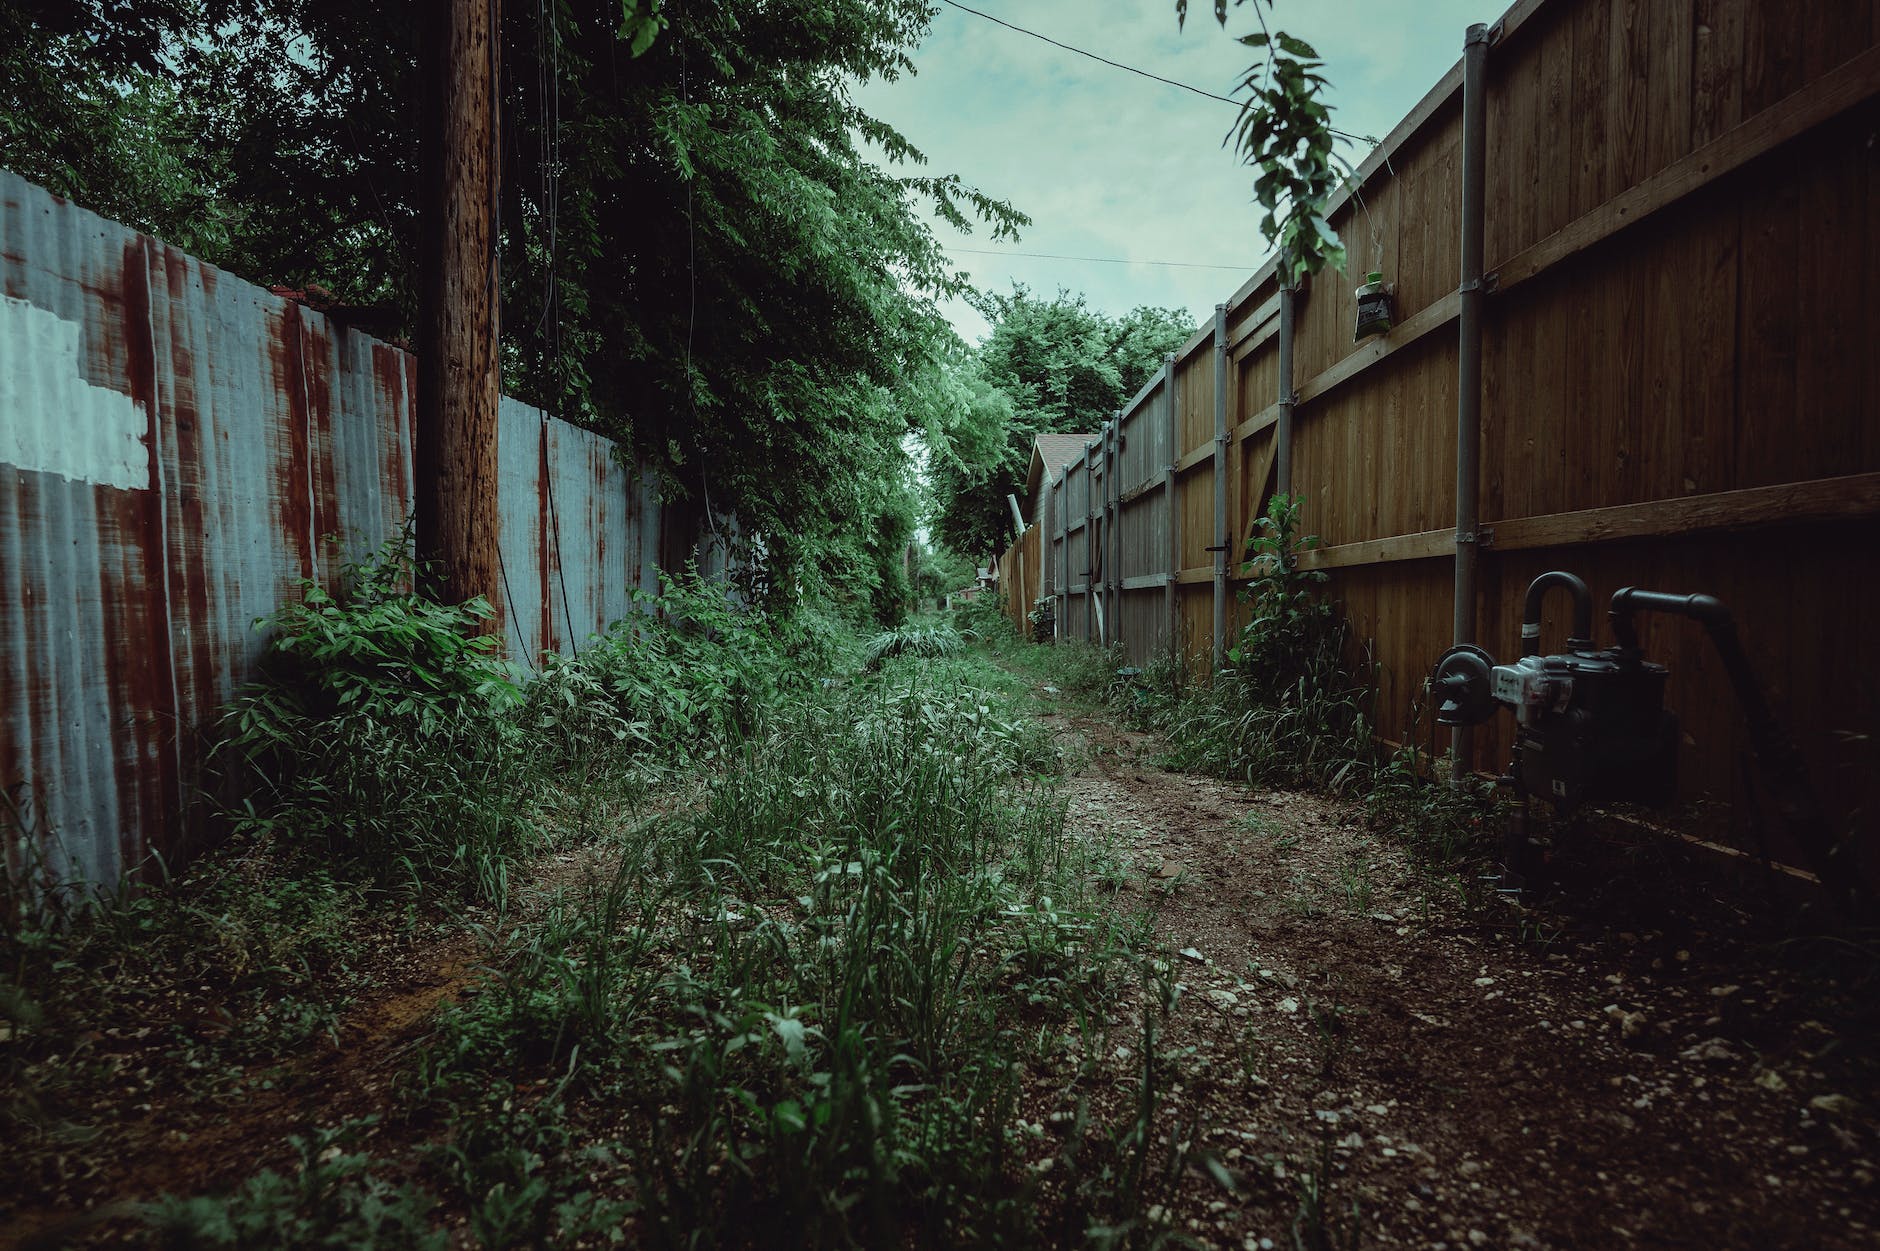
[{"left": 0, "top": 295, "right": 149, "bottom": 490}]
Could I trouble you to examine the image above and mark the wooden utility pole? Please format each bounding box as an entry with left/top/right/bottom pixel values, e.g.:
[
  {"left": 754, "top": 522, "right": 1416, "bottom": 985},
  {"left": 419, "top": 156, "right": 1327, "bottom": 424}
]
[{"left": 416, "top": 0, "right": 503, "bottom": 625}]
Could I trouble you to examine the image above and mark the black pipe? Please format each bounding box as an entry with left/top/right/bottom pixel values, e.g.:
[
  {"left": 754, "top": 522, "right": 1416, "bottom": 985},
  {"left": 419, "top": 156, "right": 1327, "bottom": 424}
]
[
  {"left": 1520, "top": 571, "right": 1594, "bottom": 656},
  {"left": 1608, "top": 586, "right": 1860, "bottom": 911},
  {"left": 1607, "top": 588, "right": 1728, "bottom": 650}
]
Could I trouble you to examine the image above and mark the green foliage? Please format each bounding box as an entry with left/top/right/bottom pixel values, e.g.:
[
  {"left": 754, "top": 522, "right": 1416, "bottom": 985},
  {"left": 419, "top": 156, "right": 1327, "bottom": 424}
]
[
  {"left": 1137, "top": 496, "right": 1372, "bottom": 792},
  {"left": 1362, "top": 691, "right": 1499, "bottom": 874},
  {"left": 409, "top": 661, "right": 1146, "bottom": 1246},
  {"left": 862, "top": 620, "right": 964, "bottom": 668},
  {"left": 525, "top": 568, "right": 842, "bottom": 776},
  {"left": 0, "top": 2, "right": 1018, "bottom": 618},
  {"left": 1227, "top": 494, "right": 1337, "bottom": 702},
  {"left": 214, "top": 537, "right": 537, "bottom": 904},
  {"left": 1178, "top": 1, "right": 1348, "bottom": 283},
  {"left": 910, "top": 543, "right": 978, "bottom": 606},
  {"left": 144, "top": 1121, "right": 445, "bottom": 1250},
  {"left": 1, "top": 848, "right": 367, "bottom": 1199},
  {"left": 951, "top": 593, "right": 1020, "bottom": 650},
  {"left": 930, "top": 288, "right": 1192, "bottom": 558}
]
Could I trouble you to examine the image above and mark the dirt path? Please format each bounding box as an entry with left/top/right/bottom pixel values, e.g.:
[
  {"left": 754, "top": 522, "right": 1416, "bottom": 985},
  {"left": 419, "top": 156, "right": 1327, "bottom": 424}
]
[
  {"left": 1036, "top": 702, "right": 1879, "bottom": 1250},
  {"left": 4, "top": 926, "right": 480, "bottom": 1251}
]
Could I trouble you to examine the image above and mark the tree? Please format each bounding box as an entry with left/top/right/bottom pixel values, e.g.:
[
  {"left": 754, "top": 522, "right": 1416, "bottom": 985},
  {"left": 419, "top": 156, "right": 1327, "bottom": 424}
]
[
  {"left": 0, "top": 1, "right": 1022, "bottom": 617},
  {"left": 929, "top": 287, "right": 1191, "bottom": 559}
]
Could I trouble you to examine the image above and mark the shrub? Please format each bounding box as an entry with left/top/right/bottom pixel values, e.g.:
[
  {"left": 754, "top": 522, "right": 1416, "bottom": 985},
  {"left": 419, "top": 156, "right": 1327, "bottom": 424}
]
[
  {"left": 862, "top": 620, "right": 963, "bottom": 668},
  {"left": 1152, "top": 496, "right": 1372, "bottom": 793},
  {"left": 213, "top": 536, "right": 537, "bottom": 903},
  {"left": 530, "top": 568, "right": 837, "bottom": 769}
]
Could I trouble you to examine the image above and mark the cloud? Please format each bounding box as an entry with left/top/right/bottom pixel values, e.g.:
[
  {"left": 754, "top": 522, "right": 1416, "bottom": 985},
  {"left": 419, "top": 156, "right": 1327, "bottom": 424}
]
[{"left": 853, "top": 0, "right": 1486, "bottom": 343}]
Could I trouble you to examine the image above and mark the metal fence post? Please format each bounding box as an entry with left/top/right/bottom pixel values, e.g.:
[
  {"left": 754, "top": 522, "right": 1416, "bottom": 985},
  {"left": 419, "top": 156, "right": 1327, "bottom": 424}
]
[
  {"left": 1453, "top": 20, "right": 1491, "bottom": 777},
  {"left": 1097, "top": 417, "right": 1112, "bottom": 654},
  {"left": 1163, "top": 354, "right": 1179, "bottom": 658},
  {"left": 1276, "top": 281, "right": 1296, "bottom": 496},
  {"left": 1083, "top": 441, "right": 1096, "bottom": 644},
  {"left": 1211, "top": 303, "right": 1229, "bottom": 673}
]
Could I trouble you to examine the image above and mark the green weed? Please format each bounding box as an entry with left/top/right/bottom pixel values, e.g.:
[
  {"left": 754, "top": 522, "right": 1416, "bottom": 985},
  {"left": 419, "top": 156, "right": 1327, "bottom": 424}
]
[{"left": 143, "top": 1120, "right": 444, "bottom": 1250}]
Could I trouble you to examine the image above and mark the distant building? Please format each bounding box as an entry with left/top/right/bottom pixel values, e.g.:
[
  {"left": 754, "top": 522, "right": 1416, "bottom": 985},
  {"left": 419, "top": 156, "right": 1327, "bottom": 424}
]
[{"left": 1021, "top": 433, "right": 1093, "bottom": 530}]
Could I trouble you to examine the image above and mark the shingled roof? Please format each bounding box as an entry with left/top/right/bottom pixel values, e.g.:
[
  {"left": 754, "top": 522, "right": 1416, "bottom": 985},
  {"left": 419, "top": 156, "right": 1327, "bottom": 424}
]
[{"left": 1023, "top": 432, "right": 1096, "bottom": 521}]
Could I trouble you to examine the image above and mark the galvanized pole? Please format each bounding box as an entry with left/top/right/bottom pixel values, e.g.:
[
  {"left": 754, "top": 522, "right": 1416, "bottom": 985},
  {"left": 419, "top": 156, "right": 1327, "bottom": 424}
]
[
  {"left": 1163, "top": 354, "right": 1179, "bottom": 656},
  {"left": 1454, "top": 21, "right": 1491, "bottom": 774},
  {"left": 1275, "top": 280, "right": 1296, "bottom": 496},
  {"left": 1057, "top": 476, "right": 1069, "bottom": 638},
  {"left": 1097, "top": 417, "right": 1112, "bottom": 654},
  {"left": 1211, "top": 303, "right": 1229, "bottom": 672},
  {"left": 1084, "top": 441, "right": 1096, "bottom": 643}
]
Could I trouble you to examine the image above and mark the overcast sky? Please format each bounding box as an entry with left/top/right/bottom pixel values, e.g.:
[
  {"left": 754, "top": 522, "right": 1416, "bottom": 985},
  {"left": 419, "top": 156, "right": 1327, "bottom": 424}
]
[{"left": 852, "top": 0, "right": 1492, "bottom": 345}]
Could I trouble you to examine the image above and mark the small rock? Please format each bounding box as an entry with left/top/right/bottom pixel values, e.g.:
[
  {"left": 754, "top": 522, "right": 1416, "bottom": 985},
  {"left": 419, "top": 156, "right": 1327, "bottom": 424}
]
[
  {"left": 1276, "top": 997, "right": 1300, "bottom": 1014},
  {"left": 1207, "top": 988, "right": 1240, "bottom": 1008},
  {"left": 1754, "top": 1069, "right": 1788, "bottom": 1092},
  {"left": 1604, "top": 1005, "right": 1648, "bottom": 1039},
  {"left": 1180, "top": 947, "right": 1207, "bottom": 964},
  {"left": 1709, "top": 984, "right": 1741, "bottom": 998},
  {"left": 1680, "top": 1038, "right": 1741, "bottom": 1064},
  {"left": 1155, "top": 861, "right": 1184, "bottom": 880},
  {"left": 1810, "top": 1093, "right": 1857, "bottom": 1116}
]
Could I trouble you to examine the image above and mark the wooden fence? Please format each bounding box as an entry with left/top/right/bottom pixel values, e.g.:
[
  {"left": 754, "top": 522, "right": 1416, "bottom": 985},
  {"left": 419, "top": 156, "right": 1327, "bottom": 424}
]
[{"left": 992, "top": 0, "right": 1880, "bottom": 875}]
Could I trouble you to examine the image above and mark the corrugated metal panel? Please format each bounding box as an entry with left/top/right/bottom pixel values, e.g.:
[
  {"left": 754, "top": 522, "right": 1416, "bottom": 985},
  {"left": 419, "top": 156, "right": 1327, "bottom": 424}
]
[{"left": 1, "top": 171, "right": 706, "bottom": 889}]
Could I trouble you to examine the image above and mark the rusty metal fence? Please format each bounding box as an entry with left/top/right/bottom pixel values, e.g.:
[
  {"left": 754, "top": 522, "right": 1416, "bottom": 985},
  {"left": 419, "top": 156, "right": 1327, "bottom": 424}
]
[{"left": 1, "top": 171, "right": 691, "bottom": 889}]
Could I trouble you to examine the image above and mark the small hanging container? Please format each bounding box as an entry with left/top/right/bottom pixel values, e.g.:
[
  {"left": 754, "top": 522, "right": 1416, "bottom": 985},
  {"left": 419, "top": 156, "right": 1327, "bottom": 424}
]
[{"left": 1354, "top": 271, "right": 1394, "bottom": 340}]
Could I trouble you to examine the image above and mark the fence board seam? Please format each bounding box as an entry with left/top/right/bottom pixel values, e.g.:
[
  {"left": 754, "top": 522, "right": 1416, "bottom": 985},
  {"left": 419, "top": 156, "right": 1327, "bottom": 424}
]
[
  {"left": 1494, "top": 43, "right": 1880, "bottom": 292},
  {"left": 1287, "top": 474, "right": 1880, "bottom": 572},
  {"left": 1295, "top": 291, "right": 1463, "bottom": 409}
]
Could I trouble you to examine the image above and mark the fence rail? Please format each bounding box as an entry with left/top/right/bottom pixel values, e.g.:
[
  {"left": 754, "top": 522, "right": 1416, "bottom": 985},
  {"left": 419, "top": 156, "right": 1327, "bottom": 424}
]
[{"left": 993, "top": 0, "right": 1880, "bottom": 876}]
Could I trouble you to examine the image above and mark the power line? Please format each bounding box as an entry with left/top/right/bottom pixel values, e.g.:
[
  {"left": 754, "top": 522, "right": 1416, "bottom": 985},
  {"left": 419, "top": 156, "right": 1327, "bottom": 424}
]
[
  {"left": 944, "top": 245, "right": 1261, "bottom": 272},
  {"left": 933, "top": 0, "right": 1379, "bottom": 147}
]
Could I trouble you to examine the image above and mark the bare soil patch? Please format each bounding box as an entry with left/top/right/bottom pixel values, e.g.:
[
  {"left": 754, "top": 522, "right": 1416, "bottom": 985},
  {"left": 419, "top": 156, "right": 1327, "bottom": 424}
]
[{"left": 1022, "top": 698, "right": 1880, "bottom": 1249}]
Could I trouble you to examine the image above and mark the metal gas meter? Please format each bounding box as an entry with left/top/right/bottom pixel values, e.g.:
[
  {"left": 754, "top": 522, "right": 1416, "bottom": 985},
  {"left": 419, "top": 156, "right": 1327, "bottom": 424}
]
[
  {"left": 1431, "top": 572, "right": 1677, "bottom": 816},
  {"left": 1426, "top": 571, "right": 1850, "bottom": 902}
]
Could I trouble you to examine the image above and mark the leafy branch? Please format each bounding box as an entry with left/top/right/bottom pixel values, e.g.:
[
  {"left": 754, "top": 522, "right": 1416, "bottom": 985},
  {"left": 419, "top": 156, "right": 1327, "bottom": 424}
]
[{"left": 1178, "top": 0, "right": 1346, "bottom": 284}]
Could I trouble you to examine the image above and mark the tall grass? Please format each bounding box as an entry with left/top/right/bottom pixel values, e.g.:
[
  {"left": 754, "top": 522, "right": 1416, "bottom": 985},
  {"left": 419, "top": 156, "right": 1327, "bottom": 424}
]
[
  {"left": 8, "top": 545, "right": 1184, "bottom": 1246},
  {"left": 413, "top": 660, "right": 1155, "bottom": 1247}
]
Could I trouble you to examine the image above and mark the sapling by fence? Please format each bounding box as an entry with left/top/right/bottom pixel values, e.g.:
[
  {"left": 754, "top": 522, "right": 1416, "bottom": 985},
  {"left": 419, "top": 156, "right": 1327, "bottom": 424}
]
[{"left": 1142, "top": 496, "right": 1373, "bottom": 793}]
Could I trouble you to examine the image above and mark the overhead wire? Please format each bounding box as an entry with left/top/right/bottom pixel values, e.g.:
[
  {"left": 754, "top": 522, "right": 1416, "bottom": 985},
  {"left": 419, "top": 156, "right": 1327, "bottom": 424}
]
[
  {"left": 943, "top": 246, "right": 1260, "bottom": 272},
  {"left": 933, "top": 0, "right": 1380, "bottom": 147},
  {"left": 934, "top": 1, "right": 1411, "bottom": 276}
]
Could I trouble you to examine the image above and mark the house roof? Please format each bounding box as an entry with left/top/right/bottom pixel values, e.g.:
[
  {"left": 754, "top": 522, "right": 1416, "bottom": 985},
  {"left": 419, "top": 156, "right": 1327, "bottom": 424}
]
[{"left": 1024, "top": 432, "right": 1095, "bottom": 516}]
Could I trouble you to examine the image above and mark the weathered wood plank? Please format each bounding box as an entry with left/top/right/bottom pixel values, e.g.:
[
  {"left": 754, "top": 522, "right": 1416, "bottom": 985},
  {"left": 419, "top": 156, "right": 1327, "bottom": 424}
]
[
  {"left": 1294, "top": 291, "right": 1462, "bottom": 409},
  {"left": 1485, "top": 474, "right": 1880, "bottom": 551},
  {"left": 1296, "top": 527, "right": 1454, "bottom": 571},
  {"left": 1174, "top": 442, "right": 1215, "bottom": 475},
  {"left": 1233, "top": 402, "right": 1282, "bottom": 445},
  {"left": 1691, "top": 0, "right": 1746, "bottom": 147},
  {"left": 1282, "top": 476, "right": 1880, "bottom": 574},
  {"left": 1497, "top": 45, "right": 1880, "bottom": 291}
]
